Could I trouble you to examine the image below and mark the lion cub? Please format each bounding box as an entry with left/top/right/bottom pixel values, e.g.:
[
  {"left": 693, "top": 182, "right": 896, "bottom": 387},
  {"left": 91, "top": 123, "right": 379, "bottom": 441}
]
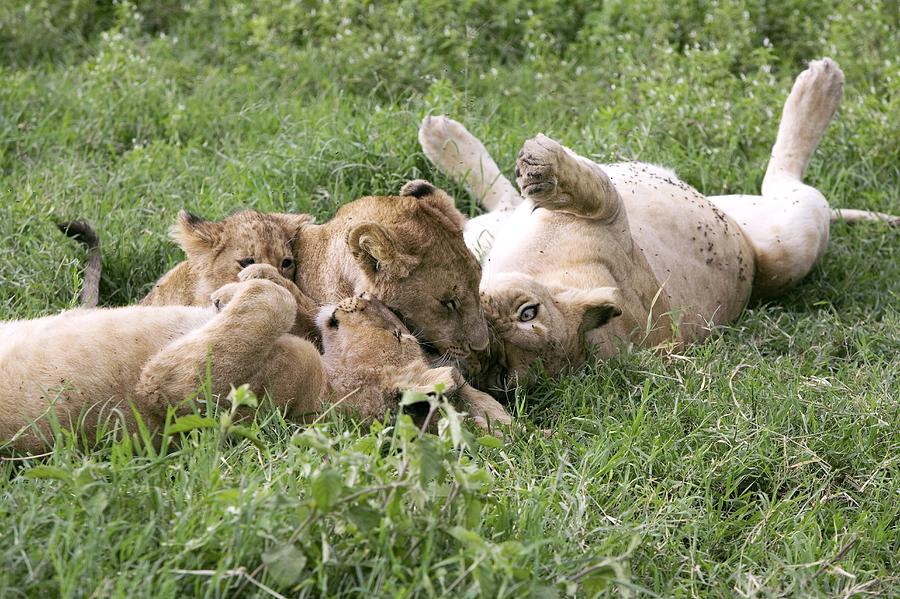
[
  {"left": 0, "top": 266, "right": 509, "bottom": 453},
  {"left": 64, "top": 209, "right": 318, "bottom": 337},
  {"left": 316, "top": 293, "right": 511, "bottom": 430},
  {"left": 66, "top": 183, "right": 493, "bottom": 362},
  {"left": 142, "top": 209, "right": 312, "bottom": 307}
]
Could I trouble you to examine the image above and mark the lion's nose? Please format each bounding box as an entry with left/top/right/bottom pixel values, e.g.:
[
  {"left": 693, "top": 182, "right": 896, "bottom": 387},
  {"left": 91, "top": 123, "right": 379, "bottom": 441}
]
[
  {"left": 467, "top": 337, "right": 490, "bottom": 353},
  {"left": 467, "top": 321, "right": 491, "bottom": 354}
]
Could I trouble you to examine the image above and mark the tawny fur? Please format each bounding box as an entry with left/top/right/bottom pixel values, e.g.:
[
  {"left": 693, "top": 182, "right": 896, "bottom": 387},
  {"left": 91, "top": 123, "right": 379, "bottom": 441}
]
[
  {"left": 316, "top": 294, "right": 510, "bottom": 430},
  {"left": 95, "top": 187, "right": 490, "bottom": 360},
  {"left": 0, "top": 265, "right": 509, "bottom": 453},
  {"left": 141, "top": 209, "right": 319, "bottom": 338},
  {"left": 288, "top": 183, "right": 490, "bottom": 359},
  {"left": 419, "top": 58, "right": 881, "bottom": 390}
]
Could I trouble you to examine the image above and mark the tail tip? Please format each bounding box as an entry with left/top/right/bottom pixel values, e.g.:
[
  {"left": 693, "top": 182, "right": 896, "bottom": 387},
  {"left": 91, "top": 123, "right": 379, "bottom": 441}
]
[{"left": 57, "top": 220, "right": 99, "bottom": 248}]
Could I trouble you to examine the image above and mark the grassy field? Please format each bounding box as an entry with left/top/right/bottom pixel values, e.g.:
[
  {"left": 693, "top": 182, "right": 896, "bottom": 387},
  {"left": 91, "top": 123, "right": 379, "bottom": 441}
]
[{"left": 1, "top": 1, "right": 898, "bottom": 596}]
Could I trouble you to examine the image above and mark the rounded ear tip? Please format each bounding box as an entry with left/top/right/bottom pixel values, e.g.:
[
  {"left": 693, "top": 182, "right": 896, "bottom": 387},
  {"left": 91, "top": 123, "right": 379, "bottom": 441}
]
[
  {"left": 178, "top": 209, "right": 205, "bottom": 227},
  {"left": 399, "top": 179, "right": 436, "bottom": 199}
]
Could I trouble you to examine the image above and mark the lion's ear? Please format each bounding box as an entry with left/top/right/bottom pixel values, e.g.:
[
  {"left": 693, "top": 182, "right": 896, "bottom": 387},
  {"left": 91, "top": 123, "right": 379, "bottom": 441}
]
[
  {"left": 555, "top": 286, "right": 623, "bottom": 334},
  {"left": 347, "top": 221, "right": 420, "bottom": 280},
  {"left": 171, "top": 210, "right": 223, "bottom": 257},
  {"left": 269, "top": 212, "right": 315, "bottom": 239},
  {"left": 397, "top": 365, "right": 461, "bottom": 396},
  {"left": 399, "top": 179, "right": 465, "bottom": 231}
]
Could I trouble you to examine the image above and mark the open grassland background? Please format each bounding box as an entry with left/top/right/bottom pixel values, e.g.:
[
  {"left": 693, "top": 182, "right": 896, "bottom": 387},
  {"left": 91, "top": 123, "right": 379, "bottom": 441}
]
[{"left": 1, "top": 1, "right": 898, "bottom": 596}]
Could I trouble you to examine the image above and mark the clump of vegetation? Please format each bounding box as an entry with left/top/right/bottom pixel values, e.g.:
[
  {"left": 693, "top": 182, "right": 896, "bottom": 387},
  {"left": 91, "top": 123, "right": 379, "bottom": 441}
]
[{"left": 1, "top": 1, "right": 897, "bottom": 596}]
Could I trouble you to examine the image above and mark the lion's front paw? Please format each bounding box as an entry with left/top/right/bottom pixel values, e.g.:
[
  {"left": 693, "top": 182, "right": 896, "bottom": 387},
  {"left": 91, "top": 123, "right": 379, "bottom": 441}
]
[
  {"left": 238, "top": 263, "right": 282, "bottom": 283},
  {"left": 210, "top": 282, "right": 242, "bottom": 312},
  {"left": 515, "top": 134, "right": 565, "bottom": 203}
]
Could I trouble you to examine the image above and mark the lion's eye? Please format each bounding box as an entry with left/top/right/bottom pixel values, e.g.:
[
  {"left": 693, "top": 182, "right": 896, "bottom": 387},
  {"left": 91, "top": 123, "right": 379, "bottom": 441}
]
[
  {"left": 281, "top": 257, "right": 295, "bottom": 270},
  {"left": 518, "top": 304, "right": 539, "bottom": 322},
  {"left": 237, "top": 257, "right": 255, "bottom": 268},
  {"left": 442, "top": 298, "right": 460, "bottom": 311}
]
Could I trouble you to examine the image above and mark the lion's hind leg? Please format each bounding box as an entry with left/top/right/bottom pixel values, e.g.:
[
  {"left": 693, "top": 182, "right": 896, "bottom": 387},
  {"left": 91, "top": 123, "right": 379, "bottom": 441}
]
[
  {"left": 708, "top": 59, "right": 844, "bottom": 299},
  {"left": 136, "top": 276, "right": 324, "bottom": 427},
  {"left": 763, "top": 58, "right": 843, "bottom": 187},
  {"left": 707, "top": 192, "right": 830, "bottom": 299}
]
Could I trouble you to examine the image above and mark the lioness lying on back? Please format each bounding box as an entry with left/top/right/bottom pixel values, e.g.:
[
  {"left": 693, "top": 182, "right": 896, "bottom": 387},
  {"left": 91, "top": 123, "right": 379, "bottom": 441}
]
[
  {"left": 419, "top": 58, "right": 897, "bottom": 393},
  {"left": 0, "top": 264, "right": 509, "bottom": 453}
]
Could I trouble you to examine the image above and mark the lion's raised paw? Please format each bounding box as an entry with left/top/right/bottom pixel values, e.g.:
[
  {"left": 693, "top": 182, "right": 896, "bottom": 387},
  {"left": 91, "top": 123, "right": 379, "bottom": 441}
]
[
  {"left": 238, "top": 263, "right": 282, "bottom": 283},
  {"left": 515, "top": 134, "right": 566, "bottom": 200}
]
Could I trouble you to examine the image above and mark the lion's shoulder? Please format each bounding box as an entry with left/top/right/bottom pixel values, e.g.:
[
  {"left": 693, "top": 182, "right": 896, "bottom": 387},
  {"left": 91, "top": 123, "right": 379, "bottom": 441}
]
[{"left": 141, "top": 261, "right": 199, "bottom": 306}]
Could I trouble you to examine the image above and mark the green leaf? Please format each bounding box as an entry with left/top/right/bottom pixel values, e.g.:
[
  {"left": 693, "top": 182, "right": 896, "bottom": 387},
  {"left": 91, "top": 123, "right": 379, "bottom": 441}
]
[
  {"left": 311, "top": 468, "right": 342, "bottom": 509},
  {"left": 400, "top": 389, "right": 430, "bottom": 406},
  {"left": 351, "top": 435, "right": 376, "bottom": 454},
  {"left": 168, "top": 414, "right": 216, "bottom": 434},
  {"left": 385, "top": 491, "right": 403, "bottom": 520},
  {"left": 418, "top": 436, "right": 444, "bottom": 484},
  {"left": 499, "top": 540, "right": 525, "bottom": 560},
  {"left": 395, "top": 413, "right": 420, "bottom": 442},
  {"left": 476, "top": 434, "right": 503, "bottom": 449},
  {"left": 210, "top": 488, "right": 241, "bottom": 505},
  {"left": 449, "top": 526, "right": 487, "bottom": 551},
  {"left": 439, "top": 402, "right": 465, "bottom": 449},
  {"left": 292, "top": 428, "right": 332, "bottom": 451},
  {"left": 228, "top": 384, "right": 258, "bottom": 409},
  {"left": 230, "top": 425, "right": 265, "bottom": 452},
  {"left": 347, "top": 505, "right": 382, "bottom": 533},
  {"left": 262, "top": 543, "right": 306, "bottom": 586},
  {"left": 579, "top": 564, "right": 616, "bottom": 595},
  {"left": 83, "top": 489, "right": 109, "bottom": 515},
  {"left": 464, "top": 498, "right": 483, "bottom": 529},
  {"left": 23, "top": 465, "right": 70, "bottom": 481}
]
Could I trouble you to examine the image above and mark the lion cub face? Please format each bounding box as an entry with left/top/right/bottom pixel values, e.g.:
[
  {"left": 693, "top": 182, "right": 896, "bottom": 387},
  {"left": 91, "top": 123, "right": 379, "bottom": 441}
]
[
  {"left": 476, "top": 273, "right": 622, "bottom": 392},
  {"left": 173, "top": 209, "right": 312, "bottom": 294},
  {"left": 316, "top": 293, "right": 461, "bottom": 418},
  {"left": 345, "top": 181, "right": 490, "bottom": 361}
]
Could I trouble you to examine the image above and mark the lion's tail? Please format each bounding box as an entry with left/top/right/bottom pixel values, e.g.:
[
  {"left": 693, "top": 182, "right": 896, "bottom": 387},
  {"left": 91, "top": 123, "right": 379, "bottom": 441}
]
[
  {"left": 830, "top": 208, "right": 899, "bottom": 227},
  {"left": 57, "top": 220, "right": 101, "bottom": 308}
]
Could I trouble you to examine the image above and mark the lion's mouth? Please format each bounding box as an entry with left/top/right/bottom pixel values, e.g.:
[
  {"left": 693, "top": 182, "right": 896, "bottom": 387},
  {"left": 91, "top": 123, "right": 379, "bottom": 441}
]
[{"left": 384, "top": 304, "right": 441, "bottom": 356}]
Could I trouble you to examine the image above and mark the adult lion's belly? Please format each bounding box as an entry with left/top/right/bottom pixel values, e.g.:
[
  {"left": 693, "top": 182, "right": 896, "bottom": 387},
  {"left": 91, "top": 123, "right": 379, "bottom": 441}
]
[{"left": 605, "top": 163, "right": 755, "bottom": 338}]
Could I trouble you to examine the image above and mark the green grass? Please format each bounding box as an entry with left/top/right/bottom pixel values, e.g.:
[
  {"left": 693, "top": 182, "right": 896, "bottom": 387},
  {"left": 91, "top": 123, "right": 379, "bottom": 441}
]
[{"left": 1, "top": 1, "right": 898, "bottom": 596}]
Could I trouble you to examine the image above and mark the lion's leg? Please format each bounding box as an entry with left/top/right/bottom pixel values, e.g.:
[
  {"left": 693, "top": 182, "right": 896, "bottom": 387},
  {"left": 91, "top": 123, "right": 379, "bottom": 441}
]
[
  {"left": 707, "top": 59, "right": 843, "bottom": 298},
  {"left": 763, "top": 58, "right": 843, "bottom": 187},
  {"left": 237, "top": 263, "right": 320, "bottom": 341},
  {"left": 419, "top": 115, "right": 520, "bottom": 212},
  {"left": 135, "top": 279, "right": 312, "bottom": 424},
  {"left": 246, "top": 334, "right": 326, "bottom": 419},
  {"left": 515, "top": 134, "right": 623, "bottom": 222},
  {"left": 457, "top": 383, "right": 512, "bottom": 430}
]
